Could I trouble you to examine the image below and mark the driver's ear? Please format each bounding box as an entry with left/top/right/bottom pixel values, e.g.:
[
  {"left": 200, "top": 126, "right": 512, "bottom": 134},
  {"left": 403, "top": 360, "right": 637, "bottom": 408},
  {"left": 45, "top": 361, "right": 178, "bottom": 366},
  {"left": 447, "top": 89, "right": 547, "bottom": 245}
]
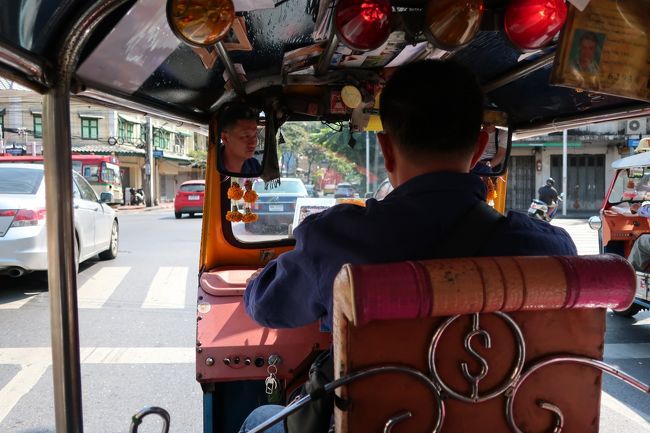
[
  {"left": 469, "top": 129, "right": 489, "bottom": 168},
  {"left": 378, "top": 132, "right": 395, "bottom": 173}
]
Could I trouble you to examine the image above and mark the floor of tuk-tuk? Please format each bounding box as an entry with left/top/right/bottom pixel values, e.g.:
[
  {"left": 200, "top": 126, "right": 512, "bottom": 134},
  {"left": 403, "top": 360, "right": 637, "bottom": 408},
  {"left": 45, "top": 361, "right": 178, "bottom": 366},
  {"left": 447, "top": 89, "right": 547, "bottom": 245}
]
[{"left": 0, "top": 213, "right": 648, "bottom": 432}]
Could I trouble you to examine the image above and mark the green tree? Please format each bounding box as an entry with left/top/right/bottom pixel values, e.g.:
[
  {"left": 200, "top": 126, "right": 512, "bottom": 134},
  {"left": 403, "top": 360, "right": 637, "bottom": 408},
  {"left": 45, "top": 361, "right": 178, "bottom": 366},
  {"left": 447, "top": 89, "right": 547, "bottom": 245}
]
[{"left": 189, "top": 149, "right": 207, "bottom": 167}]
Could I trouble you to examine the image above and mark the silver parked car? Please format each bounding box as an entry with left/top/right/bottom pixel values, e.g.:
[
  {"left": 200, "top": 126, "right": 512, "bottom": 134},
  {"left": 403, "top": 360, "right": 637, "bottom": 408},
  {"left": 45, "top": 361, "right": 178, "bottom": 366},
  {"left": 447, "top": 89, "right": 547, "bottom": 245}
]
[{"left": 0, "top": 163, "right": 119, "bottom": 277}]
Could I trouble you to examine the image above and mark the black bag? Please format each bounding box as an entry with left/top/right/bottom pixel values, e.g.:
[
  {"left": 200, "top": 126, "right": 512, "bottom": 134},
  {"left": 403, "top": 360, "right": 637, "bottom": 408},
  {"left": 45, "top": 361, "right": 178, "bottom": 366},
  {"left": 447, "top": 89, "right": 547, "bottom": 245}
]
[{"left": 284, "top": 350, "right": 339, "bottom": 433}]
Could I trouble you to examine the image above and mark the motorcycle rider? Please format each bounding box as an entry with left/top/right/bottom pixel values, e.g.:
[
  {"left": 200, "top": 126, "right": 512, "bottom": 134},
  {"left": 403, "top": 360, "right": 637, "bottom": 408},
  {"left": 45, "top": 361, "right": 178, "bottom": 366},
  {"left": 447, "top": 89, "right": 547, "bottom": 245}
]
[{"left": 538, "top": 178, "right": 560, "bottom": 218}]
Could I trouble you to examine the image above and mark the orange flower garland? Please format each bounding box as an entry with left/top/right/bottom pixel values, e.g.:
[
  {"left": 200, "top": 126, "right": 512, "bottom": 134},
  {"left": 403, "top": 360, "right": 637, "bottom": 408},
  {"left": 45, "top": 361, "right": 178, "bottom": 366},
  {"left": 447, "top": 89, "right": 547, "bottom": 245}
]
[
  {"left": 227, "top": 182, "right": 244, "bottom": 200},
  {"left": 242, "top": 208, "right": 259, "bottom": 223},
  {"left": 486, "top": 177, "right": 498, "bottom": 202},
  {"left": 226, "top": 205, "right": 243, "bottom": 222},
  {"left": 243, "top": 189, "right": 258, "bottom": 204},
  {"left": 227, "top": 180, "right": 259, "bottom": 224}
]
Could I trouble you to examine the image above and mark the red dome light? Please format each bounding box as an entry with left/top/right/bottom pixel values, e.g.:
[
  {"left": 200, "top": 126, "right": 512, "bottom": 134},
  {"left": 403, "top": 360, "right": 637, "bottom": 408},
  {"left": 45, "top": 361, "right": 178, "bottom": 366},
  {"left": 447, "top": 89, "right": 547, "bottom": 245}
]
[
  {"left": 504, "top": 0, "right": 568, "bottom": 51},
  {"left": 335, "top": 0, "right": 392, "bottom": 52}
]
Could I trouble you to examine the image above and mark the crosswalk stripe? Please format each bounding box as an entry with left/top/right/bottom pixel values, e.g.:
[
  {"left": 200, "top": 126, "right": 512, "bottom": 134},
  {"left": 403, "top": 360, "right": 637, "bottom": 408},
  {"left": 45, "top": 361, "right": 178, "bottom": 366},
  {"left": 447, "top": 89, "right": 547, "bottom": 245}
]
[
  {"left": 78, "top": 267, "right": 130, "bottom": 308},
  {"left": 0, "top": 294, "right": 36, "bottom": 310},
  {"left": 604, "top": 343, "right": 650, "bottom": 359},
  {"left": 142, "top": 266, "right": 187, "bottom": 309},
  {"left": 0, "top": 363, "right": 49, "bottom": 424},
  {"left": 0, "top": 347, "right": 193, "bottom": 365}
]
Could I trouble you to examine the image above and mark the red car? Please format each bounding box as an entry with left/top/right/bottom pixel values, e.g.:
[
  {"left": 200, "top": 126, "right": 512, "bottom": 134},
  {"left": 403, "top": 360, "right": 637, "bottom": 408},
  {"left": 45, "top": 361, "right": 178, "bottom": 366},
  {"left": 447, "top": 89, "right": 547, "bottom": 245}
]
[{"left": 174, "top": 180, "right": 205, "bottom": 219}]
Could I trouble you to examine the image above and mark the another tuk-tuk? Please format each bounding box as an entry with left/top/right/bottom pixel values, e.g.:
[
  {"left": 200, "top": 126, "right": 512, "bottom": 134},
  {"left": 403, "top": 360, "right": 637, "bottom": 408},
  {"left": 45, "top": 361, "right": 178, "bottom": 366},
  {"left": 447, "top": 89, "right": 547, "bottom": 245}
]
[
  {"left": 589, "top": 147, "right": 650, "bottom": 317},
  {"left": 1, "top": 0, "right": 649, "bottom": 432}
]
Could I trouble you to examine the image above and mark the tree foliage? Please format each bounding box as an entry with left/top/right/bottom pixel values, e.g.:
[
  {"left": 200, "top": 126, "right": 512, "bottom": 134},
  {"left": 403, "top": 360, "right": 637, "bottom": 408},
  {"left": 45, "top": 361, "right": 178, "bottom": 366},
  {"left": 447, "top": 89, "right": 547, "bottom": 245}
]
[{"left": 277, "top": 121, "right": 383, "bottom": 192}]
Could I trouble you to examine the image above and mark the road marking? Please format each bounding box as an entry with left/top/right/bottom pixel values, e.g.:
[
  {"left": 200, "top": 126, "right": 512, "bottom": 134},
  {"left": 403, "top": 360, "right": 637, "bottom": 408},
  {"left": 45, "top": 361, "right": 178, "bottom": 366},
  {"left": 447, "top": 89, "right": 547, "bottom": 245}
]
[
  {"left": 0, "top": 347, "right": 194, "bottom": 366},
  {"left": 634, "top": 317, "right": 650, "bottom": 326},
  {"left": 0, "top": 363, "right": 49, "bottom": 424},
  {"left": 77, "top": 267, "right": 130, "bottom": 308},
  {"left": 0, "top": 294, "right": 36, "bottom": 310},
  {"left": 142, "top": 266, "right": 187, "bottom": 309},
  {"left": 80, "top": 347, "right": 193, "bottom": 364},
  {"left": 601, "top": 391, "right": 650, "bottom": 427},
  {"left": 0, "top": 347, "right": 192, "bottom": 424},
  {"left": 604, "top": 343, "right": 650, "bottom": 359}
]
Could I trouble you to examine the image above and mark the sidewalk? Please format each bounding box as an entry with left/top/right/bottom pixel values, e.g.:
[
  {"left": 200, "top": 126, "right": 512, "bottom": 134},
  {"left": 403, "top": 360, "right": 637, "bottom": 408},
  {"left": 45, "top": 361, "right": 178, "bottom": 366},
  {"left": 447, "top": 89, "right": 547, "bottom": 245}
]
[{"left": 116, "top": 202, "right": 174, "bottom": 212}]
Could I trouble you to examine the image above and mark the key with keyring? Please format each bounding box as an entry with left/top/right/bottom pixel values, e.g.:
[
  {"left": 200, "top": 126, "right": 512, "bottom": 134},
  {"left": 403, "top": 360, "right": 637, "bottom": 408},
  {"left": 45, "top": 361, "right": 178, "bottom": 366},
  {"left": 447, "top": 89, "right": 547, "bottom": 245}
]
[{"left": 265, "top": 354, "right": 282, "bottom": 403}]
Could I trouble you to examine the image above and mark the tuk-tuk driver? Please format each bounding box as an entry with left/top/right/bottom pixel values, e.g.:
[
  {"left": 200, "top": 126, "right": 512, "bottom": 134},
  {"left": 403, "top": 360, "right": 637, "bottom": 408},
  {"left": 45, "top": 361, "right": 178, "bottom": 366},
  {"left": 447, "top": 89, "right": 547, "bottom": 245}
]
[
  {"left": 239, "top": 60, "right": 576, "bottom": 433},
  {"left": 218, "top": 104, "right": 262, "bottom": 175}
]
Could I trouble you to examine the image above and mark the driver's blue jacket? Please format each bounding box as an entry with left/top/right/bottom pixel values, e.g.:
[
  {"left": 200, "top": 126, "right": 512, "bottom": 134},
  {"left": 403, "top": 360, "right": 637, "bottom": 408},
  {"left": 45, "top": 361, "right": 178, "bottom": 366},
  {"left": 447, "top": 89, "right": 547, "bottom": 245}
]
[{"left": 244, "top": 172, "right": 577, "bottom": 332}]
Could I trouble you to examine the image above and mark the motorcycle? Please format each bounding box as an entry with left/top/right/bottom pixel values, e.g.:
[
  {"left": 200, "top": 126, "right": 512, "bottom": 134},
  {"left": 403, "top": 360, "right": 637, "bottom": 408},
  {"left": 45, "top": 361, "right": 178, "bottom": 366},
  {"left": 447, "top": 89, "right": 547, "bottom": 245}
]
[
  {"left": 528, "top": 193, "right": 564, "bottom": 222},
  {"left": 129, "top": 188, "right": 145, "bottom": 205}
]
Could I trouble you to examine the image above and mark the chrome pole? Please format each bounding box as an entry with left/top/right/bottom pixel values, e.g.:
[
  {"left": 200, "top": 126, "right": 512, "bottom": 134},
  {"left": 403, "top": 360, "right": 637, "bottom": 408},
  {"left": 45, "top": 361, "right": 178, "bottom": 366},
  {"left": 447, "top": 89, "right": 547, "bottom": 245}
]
[
  {"left": 215, "top": 40, "right": 246, "bottom": 97},
  {"left": 316, "top": 32, "right": 338, "bottom": 76},
  {"left": 482, "top": 53, "right": 555, "bottom": 94},
  {"left": 43, "top": 1, "right": 130, "bottom": 432}
]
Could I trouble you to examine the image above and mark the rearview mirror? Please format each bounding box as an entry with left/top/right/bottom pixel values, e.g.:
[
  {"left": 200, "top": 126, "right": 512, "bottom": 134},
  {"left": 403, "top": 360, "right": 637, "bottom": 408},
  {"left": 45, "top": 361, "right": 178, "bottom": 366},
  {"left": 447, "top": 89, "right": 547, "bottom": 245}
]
[
  {"left": 215, "top": 103, "right": 266, "bottom": 178},
  {"left": 99, "top": 192, "right": 113, "bottom": 203},
  {"left": 629, "top": 167, "right": 645, "bottom": 178},
  {"left": 472, "top": 109, "right": 511, "bottom": 177}
]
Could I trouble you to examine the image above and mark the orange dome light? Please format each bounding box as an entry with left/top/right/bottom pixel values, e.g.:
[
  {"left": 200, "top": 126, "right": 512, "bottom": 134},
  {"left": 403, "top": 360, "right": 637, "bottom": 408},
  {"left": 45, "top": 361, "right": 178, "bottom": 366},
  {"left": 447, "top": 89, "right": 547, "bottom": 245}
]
[
  {"left": 167, "top": 0, "right": 235, "bottom": 47},
  {"left": 425, "top": 0, "right": 484, "bottom": 51}
]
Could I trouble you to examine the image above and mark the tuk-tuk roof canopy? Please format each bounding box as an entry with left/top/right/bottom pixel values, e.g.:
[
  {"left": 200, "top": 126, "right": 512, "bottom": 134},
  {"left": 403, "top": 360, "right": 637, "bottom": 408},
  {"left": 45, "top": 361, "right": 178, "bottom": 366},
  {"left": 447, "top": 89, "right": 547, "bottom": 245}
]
[
  {"left": 0, "top": 0, "right": 648, "bottom": 133},
  {"left": 612, "top": 151, "right": 650, "bottom": 170}
]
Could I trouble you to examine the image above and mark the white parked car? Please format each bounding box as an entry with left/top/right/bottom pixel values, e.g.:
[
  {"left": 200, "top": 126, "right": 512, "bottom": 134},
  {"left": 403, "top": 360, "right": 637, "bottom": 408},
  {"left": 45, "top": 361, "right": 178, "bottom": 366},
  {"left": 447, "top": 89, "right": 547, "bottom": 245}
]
[{"left": 0, "top": 163, "right": 119, "bottom": 277}]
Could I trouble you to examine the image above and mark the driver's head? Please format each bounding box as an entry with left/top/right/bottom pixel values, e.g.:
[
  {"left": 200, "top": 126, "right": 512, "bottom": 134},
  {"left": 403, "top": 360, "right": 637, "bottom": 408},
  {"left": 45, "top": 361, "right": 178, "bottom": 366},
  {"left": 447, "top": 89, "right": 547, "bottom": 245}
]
[
  {"left": 220, "top": 104, "right": 259, "bottom": 166},
  {"left": 546, "top": 178, "right": 555, "bottom": 187},
  {"left": 379, "top": 60, "right": 484, "bottom": 173}
]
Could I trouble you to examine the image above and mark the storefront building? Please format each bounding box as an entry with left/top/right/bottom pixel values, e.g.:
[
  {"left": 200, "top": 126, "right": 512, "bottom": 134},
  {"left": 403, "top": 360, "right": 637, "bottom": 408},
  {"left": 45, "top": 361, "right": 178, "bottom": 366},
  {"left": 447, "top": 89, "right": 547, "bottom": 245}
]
[{"left": 0, "top": 88, "right": 207, "bottom": 204}]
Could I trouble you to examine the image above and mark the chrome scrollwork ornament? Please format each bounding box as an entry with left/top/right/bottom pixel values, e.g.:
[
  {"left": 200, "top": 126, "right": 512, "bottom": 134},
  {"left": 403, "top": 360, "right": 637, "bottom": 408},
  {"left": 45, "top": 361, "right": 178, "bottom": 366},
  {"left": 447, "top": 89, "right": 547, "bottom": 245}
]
[
  {"left": 506, "top": 356, "right": 650, "bottom": 433},
  {"left": 429, "top": 312, "right": 526, "bottom": 403}
]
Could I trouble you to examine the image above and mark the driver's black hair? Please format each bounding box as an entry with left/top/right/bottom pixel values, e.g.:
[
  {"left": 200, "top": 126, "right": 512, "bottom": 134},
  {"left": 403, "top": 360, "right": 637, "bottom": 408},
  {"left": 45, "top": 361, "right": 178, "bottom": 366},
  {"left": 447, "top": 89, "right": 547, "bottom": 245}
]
[
  {"left": 220, "top": 103, "right": 259, "bottom": 132},
  {"left": 379, "top": 60, "right": 483, "bottom": 158}
]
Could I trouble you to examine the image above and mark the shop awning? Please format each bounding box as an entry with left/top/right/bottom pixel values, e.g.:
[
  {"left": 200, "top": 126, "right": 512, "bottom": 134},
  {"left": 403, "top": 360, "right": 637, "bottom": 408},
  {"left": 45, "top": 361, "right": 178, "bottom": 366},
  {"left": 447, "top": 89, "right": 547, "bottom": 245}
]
[
  {"left": 78, "top": 111, "right": 104, "bottom": 119},
  {"left": 512, "top": 141, "right": 582, "bottom": 148},
  {"left": 118, "top": 113, "right": 141, "bottom": 124}
]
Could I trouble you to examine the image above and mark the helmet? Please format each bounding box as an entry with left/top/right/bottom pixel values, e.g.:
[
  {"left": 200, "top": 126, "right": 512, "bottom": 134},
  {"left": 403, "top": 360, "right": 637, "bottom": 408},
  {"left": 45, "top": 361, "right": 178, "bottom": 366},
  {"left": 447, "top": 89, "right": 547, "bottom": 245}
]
[{"left": 546, "top": 178, "right": 555, "bottom": 186}]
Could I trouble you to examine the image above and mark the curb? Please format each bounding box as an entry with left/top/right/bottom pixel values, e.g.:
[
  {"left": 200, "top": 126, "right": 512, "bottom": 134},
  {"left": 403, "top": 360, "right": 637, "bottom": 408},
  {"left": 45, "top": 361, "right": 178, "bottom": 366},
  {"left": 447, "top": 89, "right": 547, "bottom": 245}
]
[{"left": 116, "top": 204, "right": 174, "bottom": 212}]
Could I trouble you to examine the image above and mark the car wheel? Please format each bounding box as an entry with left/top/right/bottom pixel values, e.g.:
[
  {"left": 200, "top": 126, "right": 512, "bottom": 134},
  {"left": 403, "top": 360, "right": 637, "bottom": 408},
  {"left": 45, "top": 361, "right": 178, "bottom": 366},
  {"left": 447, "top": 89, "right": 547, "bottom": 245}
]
[
  {"left": 99, "top": 220, "right": 119, "bottom": 260},
  {"left": 189, "top": 212, "right": 195, "bottom": 217},
  {"left": 613, "top": 302, "right": 643, "bottom": 318},
  {"left": 175, "top": 212, "right": 182, "bottom": 219}
]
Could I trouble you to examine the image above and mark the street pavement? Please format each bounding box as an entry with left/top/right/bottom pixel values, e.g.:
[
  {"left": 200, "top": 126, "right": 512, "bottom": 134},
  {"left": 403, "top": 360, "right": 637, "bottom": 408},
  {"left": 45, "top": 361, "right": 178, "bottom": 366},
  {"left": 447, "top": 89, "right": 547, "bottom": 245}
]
[
  {"left": 0, "top": 212, "right": 648, "bottom": 432},
  {"left": 551, "top": 217, "right": 600, "bottom": 255}
]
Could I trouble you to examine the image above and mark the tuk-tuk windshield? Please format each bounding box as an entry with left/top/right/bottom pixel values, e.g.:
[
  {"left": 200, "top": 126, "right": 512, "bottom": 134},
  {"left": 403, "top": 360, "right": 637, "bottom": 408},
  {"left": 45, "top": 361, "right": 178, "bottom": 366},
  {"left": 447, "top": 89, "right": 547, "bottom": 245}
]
[
  {"left": 608, "top": 167, "right": 650, "bottom": 204},
  {"left": 230, "top": 121, "right": 386, "bottom": 243}
]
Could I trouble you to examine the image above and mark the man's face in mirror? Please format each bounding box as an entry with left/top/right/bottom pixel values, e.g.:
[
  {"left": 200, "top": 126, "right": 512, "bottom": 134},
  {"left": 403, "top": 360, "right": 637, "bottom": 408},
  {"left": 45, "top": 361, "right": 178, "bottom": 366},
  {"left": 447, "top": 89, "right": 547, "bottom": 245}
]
[
  {"left": 221, "top": 119, "right": 258, "bottom": 173},
  {"left": 579, "top": 38, "right": 597, "bottom": 70}
]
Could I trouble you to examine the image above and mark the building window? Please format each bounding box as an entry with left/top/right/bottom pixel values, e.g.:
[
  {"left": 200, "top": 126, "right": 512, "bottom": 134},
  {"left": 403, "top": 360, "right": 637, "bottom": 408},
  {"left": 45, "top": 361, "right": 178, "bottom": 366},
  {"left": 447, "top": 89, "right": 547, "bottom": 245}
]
[
  {"left": 175, "top": 134, "right": 187, "bottom": 153},
  {"left": 81, "top": 118, "right": 99, "bottom": 139},
  {"left": 118, "top": 118, "right": 134, "bottom": 143},
  {"left": 0, "top": 114, "right": 4, "bottom": 137},
  {"left": 153, "top": 127, "right": 170, "bottom": 149},
  {"left": 33, "top": 114, "right": 42, "bottom": 138}
]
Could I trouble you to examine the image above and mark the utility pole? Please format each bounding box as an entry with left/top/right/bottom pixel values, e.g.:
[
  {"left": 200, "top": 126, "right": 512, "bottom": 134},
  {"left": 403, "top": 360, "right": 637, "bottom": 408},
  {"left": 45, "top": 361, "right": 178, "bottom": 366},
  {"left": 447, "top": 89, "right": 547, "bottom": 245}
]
[{"left": 144, "top": 116, "right": 154, "bottom": 207}]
